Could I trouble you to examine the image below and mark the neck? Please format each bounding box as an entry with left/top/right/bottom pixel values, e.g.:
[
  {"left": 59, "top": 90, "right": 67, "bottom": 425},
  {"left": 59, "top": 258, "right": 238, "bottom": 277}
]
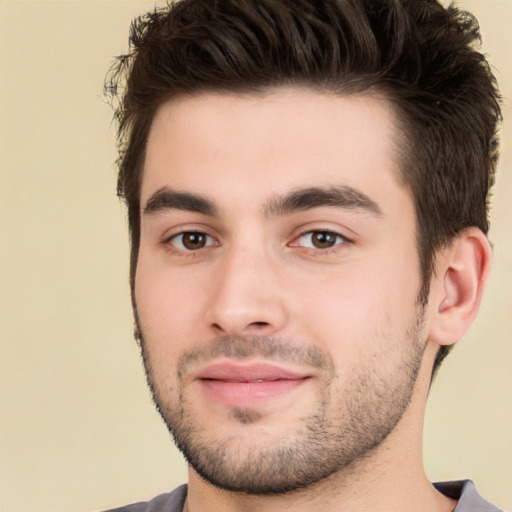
[{"left": 184, "top": 425, "right": 454, "bottom": 512}]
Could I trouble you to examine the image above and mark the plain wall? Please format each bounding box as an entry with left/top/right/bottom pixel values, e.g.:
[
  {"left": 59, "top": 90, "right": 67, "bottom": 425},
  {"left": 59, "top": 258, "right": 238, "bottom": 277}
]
[{"left": 0, "top": 1, "right": 510, "bottom": 511}]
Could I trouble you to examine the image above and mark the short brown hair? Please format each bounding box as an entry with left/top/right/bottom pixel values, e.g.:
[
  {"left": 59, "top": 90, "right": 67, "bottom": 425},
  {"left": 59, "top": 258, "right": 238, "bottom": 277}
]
[{"left": 105, "top": 0, "right": 501, "bottom": 373}]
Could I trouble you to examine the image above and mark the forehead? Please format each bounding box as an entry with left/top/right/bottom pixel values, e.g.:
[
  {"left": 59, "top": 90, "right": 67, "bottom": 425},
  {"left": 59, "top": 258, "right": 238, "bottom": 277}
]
[{"left": 142, "top": 88, "right": 406, "bottom": 210}]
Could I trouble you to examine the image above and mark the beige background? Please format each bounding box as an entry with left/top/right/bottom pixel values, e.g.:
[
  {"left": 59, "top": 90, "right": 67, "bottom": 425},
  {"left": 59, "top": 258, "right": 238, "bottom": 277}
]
[{"left": 0, "top": 1, "right": 510, "bottom": 511}]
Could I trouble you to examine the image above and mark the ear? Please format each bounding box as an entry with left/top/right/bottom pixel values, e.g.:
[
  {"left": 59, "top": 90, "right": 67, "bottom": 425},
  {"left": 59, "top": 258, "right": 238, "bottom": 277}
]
[{"left": 428, "top": 227, "right": 492, "bottom": 347}]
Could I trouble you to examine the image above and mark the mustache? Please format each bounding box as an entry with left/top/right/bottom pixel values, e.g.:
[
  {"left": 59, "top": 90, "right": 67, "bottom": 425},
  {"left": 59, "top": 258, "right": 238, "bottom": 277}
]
[{"left": 177, "top": 336, "right": 334, "bottom": 377}]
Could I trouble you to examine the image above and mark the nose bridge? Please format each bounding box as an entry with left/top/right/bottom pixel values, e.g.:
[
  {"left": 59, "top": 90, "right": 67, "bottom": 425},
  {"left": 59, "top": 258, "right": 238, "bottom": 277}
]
[{"left": 206, "top": 231, "right": 286, "bottom": 336}]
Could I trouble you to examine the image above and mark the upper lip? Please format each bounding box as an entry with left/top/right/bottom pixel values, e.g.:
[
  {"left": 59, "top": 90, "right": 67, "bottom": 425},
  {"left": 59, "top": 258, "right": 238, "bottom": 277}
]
[{"left": 195, "top": 361, "right": 309, "bottom": 382}]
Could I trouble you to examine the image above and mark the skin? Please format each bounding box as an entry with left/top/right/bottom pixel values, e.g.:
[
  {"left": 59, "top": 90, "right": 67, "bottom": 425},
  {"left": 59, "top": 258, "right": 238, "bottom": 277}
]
[{"left": 135, "top": 88, "right": 491, "bottom": 512}]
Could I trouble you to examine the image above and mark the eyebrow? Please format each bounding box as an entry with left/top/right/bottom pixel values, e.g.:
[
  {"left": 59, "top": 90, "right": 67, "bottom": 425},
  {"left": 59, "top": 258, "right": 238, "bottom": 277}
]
[
  {"left": 143, "top": 187, "right": 218, "bottom": 216},
  {"left": 263, "top": 186, "right": 382, "bottom": 218},
  {"left": 142, "top": 184, "right": 382, "bottom": 219}
]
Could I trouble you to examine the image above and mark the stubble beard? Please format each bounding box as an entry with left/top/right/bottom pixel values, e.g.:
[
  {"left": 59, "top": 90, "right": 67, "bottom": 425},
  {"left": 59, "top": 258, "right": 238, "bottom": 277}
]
[{"left": 138, "top": 313, "right": 426, "bottom": 495}]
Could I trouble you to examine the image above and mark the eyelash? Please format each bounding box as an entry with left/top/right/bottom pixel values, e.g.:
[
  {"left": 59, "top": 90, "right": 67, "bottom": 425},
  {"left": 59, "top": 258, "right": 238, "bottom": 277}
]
[
  {"left": 164, "top": 231, "right": 217, "bottom": 256},
  {"left": 163, "top": 229, "right": 351, "bottom": 256},
  {"left": 292, "top": 230, "right": 350, "bottom": 253}
]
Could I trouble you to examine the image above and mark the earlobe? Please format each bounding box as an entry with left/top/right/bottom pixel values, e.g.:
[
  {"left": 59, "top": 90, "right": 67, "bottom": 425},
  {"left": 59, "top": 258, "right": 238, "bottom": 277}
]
[{"left": 429, "top": 228, "right": 492, "bottom": 347}]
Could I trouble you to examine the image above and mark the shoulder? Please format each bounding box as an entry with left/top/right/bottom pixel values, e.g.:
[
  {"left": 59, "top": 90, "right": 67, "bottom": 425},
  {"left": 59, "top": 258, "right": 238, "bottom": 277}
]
[
  {"left": 434, "top": 480, "right": 503, "bottom": 512},
  {"left": 103, "top": 484, "right": 188, "bottom": 512}
]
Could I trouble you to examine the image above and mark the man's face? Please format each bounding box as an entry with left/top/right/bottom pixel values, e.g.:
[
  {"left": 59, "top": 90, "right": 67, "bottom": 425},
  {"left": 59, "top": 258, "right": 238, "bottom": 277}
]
[{"left": 136, "top": 89, "right": 429, "bottom": 493}]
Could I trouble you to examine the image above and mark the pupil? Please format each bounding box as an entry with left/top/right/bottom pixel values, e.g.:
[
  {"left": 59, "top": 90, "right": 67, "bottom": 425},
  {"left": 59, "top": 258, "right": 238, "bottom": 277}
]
[
  {"left": 183, "top": 232, "right": 205, "bottom": 249},
  {"left": 313, "top": 231, "right": 335, "bottom": 248}
]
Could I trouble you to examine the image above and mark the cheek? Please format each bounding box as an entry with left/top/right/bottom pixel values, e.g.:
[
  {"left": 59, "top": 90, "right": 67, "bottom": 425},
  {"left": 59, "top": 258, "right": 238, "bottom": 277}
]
[
  {"left": 135, "top": 257, "right": 206, "bottom": 357},
  {"left": 290, "top": 258, "right": 420, "bottom": 359}
]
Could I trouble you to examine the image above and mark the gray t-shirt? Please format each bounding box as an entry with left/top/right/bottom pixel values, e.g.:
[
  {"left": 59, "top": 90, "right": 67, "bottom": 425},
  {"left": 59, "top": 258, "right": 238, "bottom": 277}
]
[{"left": 105, "top": 480, "right": 502, "bottom": 512}]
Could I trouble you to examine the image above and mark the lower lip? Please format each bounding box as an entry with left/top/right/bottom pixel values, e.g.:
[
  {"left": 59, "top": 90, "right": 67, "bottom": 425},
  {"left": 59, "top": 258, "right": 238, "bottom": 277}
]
[{"left": 199, "top": 378, "right": 309, "bottom": 408}]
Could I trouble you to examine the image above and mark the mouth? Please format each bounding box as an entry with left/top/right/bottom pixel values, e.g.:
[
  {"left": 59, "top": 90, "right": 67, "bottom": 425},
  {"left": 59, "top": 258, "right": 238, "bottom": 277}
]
[{"left": 194, "top": 361, "right": 311, "bottom": 408}]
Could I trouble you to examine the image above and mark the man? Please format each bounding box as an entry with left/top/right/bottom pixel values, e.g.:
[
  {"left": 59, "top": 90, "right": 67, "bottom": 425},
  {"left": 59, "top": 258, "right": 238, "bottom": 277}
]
[{"left": 104, "top": 0, "right": 502, "bottom": 510}]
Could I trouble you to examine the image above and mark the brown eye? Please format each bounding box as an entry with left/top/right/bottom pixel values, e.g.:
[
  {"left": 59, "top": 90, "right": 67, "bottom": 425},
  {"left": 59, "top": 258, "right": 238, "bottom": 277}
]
[
  {"left": 171, "top": 232, "right": 214, "bottom": 250},
  {"left": 298, "top": 231, "right": 344, "bottom": 249}
]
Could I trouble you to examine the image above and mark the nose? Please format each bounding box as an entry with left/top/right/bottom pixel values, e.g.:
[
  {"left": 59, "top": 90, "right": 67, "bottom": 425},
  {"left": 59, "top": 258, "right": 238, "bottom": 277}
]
[{"left": 205, "top": 242, "right": 288, "bottom": 338}]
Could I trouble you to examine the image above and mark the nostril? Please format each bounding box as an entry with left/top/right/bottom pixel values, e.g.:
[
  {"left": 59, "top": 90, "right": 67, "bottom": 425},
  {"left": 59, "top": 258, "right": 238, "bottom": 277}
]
[
  {"left": 250, "top": 322, "right": 269, "bottom": 327},
  {"left": 210, "top": 321, "right": 269, "bottom": 335}
]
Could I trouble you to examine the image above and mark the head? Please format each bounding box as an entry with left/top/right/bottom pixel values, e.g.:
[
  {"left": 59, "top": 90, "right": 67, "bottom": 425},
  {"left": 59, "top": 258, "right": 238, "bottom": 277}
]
[
  {"left": 106, "top": 0, "right": 500, "bottom": 495},
  {"left": 106, "top": 0, "right": 501, "bottom": 376}
]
